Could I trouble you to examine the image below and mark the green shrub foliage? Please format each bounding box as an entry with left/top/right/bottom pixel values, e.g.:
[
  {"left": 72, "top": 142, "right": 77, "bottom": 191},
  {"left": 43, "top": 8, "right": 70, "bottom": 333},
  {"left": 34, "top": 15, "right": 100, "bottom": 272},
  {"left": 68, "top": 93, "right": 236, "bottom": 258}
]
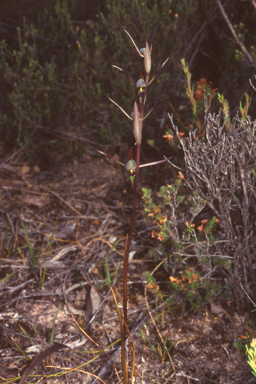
[{"left": 0, "top": 0, "right": 256, "bottom": 145}]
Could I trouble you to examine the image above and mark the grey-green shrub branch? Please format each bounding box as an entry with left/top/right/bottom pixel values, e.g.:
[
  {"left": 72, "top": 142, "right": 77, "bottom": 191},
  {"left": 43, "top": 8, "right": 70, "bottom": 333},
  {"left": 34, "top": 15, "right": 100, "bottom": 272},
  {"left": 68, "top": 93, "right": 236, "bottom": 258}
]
[
  {"left": 171, "top": 108, "right": 256, "bottom": 311},
  {"left": 143, "top": 89, "right": 256, "bottom": 314}
]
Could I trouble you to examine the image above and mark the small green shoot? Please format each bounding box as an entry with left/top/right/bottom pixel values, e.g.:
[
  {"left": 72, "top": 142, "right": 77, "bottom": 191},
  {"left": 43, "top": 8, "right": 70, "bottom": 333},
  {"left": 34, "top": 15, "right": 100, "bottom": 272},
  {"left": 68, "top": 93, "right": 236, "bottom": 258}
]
[
  {"left": 95, "top": 237, "right": 122, "bottom": 289},
  {"left": 0, "top": 270, "right": 18, "bottom": 284},
  {"left": 105, "top": 256, "right": 111, "bottom": 286},
  {"left": 96, "top": 257, "right": 120, "bottom": 289},
  {"left": 19, "top": 217, "right": 40, "bottom": 270},
  {"left": 246, "top": 339, "right": 256, "bottom": 376},
  {"left": 180, "top": 58, "right": 202, "bottom": 133},
  {"left": 15, "top": 343, "right": 30, "bottom": 360},
  {"left": 19, "top": 324, "right": 34, "bottom": 346},
  {"left": 217, "top": 93, "right": 230, "bottom": 130},
  {"left": 140, "top": 329, "right": 173, "bottom": 362},
  {"left": 50, "top": 306, "right": 60, "bottom": 345},
  {"left": 239, "top": 92, "right": 251, "bottom": 122},
  {"left": 41, "top": 222, "right": 56, "bottom": 290},
  {"left": 31, "top": 323, "right": 45, "bottom": 349}
]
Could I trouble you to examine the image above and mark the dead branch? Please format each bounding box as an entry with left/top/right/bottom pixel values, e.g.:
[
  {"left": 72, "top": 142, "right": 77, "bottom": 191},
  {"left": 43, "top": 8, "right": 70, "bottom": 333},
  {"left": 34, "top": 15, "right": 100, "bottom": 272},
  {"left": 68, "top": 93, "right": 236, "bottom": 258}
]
[{"left": 215, "top": 0, "right": 255, "bottom": 66}]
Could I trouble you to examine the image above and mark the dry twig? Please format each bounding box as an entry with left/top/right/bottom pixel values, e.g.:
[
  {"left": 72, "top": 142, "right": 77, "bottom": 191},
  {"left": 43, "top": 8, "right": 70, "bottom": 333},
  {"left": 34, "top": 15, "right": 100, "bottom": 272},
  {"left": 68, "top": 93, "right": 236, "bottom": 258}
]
[{"left": 215, "top": 0, "right": 255, "bottom": 66}]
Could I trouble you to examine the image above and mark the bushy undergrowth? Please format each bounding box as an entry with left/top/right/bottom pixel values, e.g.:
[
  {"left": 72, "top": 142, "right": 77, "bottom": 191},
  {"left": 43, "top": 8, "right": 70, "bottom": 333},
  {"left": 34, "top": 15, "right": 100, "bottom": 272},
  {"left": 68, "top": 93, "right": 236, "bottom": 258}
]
[
  {"left": 0, "top": 2, "right": 108, "bottom": 145},
  {"left": 0, "top": 0, "right": 256, "bottom": 146},
  {"left": 143, "top": 99, "right": 256, "bottom": 311}
]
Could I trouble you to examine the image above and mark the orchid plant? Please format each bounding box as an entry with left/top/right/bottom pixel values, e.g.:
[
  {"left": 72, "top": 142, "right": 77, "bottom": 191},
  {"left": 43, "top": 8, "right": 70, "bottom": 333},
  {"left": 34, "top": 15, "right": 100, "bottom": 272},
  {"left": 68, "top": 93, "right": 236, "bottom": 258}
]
[{"left": 98, "top": 29, "right": 170, "bottom": 383}]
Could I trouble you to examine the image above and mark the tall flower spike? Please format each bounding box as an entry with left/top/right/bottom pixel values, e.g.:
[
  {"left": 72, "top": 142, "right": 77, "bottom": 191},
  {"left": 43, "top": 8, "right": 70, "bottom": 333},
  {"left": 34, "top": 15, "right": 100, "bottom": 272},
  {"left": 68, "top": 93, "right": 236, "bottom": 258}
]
[
  {"left": 133, "top": 102, "right": 141, "bottom": 145},
  {"left": 144, "top": 41, "right": 151, "bottom": 75}
]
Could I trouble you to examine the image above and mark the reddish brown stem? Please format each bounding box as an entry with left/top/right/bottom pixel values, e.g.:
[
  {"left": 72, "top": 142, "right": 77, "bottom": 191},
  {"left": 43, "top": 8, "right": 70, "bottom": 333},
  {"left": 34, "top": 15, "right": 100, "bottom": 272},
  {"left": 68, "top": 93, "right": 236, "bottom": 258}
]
[
  {"left": 122, "top": 143, "right": 141, "bottom": 325},
  {"left": 122, "top": 75, "right": 146, "bottom": 327}
]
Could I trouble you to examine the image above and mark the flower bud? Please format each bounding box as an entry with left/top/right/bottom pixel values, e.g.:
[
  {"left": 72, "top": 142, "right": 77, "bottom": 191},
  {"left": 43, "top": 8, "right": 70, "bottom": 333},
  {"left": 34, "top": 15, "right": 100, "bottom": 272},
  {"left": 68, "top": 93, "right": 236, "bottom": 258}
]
[
  {"left": 133, "top": 102, "right": 141, "bottom": 145},
  {"left": 140, "top": 47, "right": 146, "bottom": 56},
  {"left": 131, "top": 111, "right": 140, "bottom": 119},
  {"left": 144, "top": 41, "right": 151, "bottom": 74}
]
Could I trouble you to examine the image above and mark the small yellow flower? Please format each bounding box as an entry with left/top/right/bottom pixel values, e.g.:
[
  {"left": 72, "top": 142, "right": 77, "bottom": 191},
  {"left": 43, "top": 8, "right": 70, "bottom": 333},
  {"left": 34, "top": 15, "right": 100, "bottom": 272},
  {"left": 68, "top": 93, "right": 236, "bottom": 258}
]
[{"left": 186, "top": 221, "right": 195, "bottom": 228}]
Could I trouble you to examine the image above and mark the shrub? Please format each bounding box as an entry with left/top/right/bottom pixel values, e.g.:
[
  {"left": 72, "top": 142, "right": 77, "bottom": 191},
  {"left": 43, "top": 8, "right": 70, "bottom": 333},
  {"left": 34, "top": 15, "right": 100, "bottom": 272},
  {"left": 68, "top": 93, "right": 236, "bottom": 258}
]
[
  {"left": 1, "top": 0, "right": 256, "bottom": 147},
  {"left": 0, "top": 1, "right": 107, "bottom": 145},
  {"left": 143, "top": 94, "right": 256, "bottom": 311}
]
